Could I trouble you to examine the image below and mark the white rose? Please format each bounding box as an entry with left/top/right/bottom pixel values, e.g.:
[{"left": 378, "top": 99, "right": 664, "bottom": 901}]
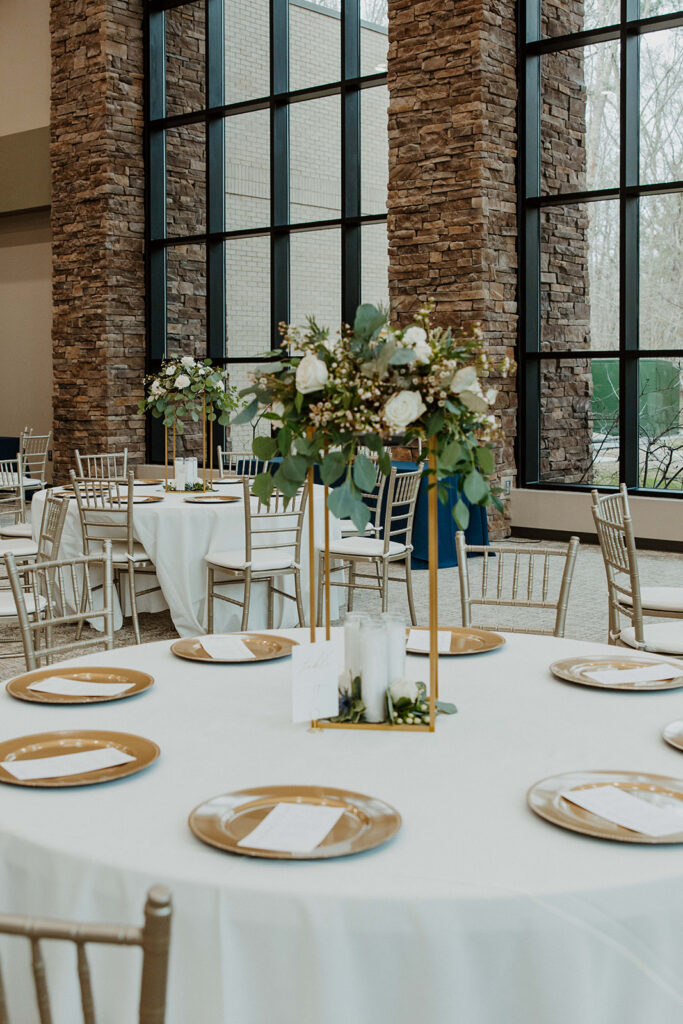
[
  {"left": 150, "top": 380, "right": 164, "bottom": 397},
  {"left": 451, "top": 367, "right": 490, "bottom": 414},
  {"left": 165, "top": 364, "right": 176, "bottom": 376},
  {"left": 383, "top": 391, "right": 426, "bottom": 432},
  {"left": 485, "top": 388, "right": 498, "bottom": 405},
  {"left": 450, "top": 367, "right": 477, "bottom": 393},
  {"left": 389, "top": 678, "right": 420, "bottom": 703},
  {"left": 175, "top": 374, "right": 191, "bottom": 389},
  {"left": 401, "top": 326, "right": 432, "bottom": 365},
  {"left": 323, "top": 333, "right": 340, "bottom": 355},
  {"left": 214, "top": 380, "right": 225, "bottom": 392},
  {"left": 180, "top": 355, "right": 196, "bottom": 367},
  {"left": 295, "top": 353, "right": 329, "bottom": 394}
]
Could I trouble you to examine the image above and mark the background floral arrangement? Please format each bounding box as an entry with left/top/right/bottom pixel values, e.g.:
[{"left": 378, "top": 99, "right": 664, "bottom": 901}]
[
  {"left": 138, "top": 355, "right": 243, "bottom": 433},
  {"left": 234, "top": 302, "right": 512, "bottom": 532}
]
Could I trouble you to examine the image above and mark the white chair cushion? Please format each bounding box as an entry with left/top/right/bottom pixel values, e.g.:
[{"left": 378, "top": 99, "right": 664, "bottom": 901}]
[
  {"left": 327, "top": 536, "right": 407, "bottom": 558},
  {"left": 620, "top": 622, "right": 683, "bottom": 656},
  {"left": 0, "top": 538, "right": 38, "bottom": 558},
  {"left": 339, "top": 520, "right": 377, "bottom": 537},
  {"left": 620, "top": 587, "right": 683, "bottom": 614},
  {"left": 110, "top": 541, "right": 151, "bottom": 564},
  {"left": 206, "top": 548, "right": 295, "bottom": 572},
  {"left": 0, "top": 523, "right": 32, "bottom": 539},
  {"left": 0, "top": 591, "right": 47, "bottom": 617}
]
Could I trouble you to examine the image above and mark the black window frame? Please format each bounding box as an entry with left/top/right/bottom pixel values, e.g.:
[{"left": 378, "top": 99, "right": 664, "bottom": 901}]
[
  {"left": 517, "top": 0, "right": 683, "bottom": 496},
  {"left": 144, "top": 0, "right": 389, "bottom": 462}
]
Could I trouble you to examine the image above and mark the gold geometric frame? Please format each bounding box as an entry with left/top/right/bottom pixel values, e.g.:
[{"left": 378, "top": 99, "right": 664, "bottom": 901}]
[{"left": 163, "top": 395, "right": 215, "bottom": 492}]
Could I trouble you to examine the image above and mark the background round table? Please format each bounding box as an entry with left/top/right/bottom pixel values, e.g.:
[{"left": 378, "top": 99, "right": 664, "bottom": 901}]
[{"left": 1, "top": 631, "right": 683, "bottom": 1023}]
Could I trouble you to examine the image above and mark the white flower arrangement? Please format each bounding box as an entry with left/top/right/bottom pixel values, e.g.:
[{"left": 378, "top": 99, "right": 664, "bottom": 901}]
[{"left": 139, "top": 357, "right": 245, "bottom": 434}]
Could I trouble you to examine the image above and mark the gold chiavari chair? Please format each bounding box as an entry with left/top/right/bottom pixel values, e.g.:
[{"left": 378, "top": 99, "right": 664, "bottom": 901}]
[
  {"left": 71, "top": 471, "right": 161, "bottom": 645},
  {"left": 75, "top": 448, "right": 129, "bottom": 480},
  {"left": 216, "top": 447, "right": 263, "bottom": 479},
  {"left": 20, "top": 428, "right": 52, "bottom": 490},
  {"left": 0, "top": 455, "right": 28, "bottom": 539},
  {"left": 455, "top": 532, "right": 580, "bottom": 637},
  {"left": 206, "top": 477, "right": 308, "bottom": 630},
  {"left": 591, "top": 485, "right": 683, "bottom": 656},
  {"left": 0, "top": 492, "right": 69, "bottom": 595},
  {"left": 318, "top": 468, "right": 421, "bottom": 625},
  {"left": 0, "top": 885, "right": 171, "bottom": 1024}
]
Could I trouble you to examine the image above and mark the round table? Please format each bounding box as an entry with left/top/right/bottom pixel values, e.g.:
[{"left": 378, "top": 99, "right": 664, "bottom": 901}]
[
  {"left": 31, "top": 484, "right": 339, "bottom": 636},
  {"left": 1, "top": 631, "right": 683, "bottom": 1024}
]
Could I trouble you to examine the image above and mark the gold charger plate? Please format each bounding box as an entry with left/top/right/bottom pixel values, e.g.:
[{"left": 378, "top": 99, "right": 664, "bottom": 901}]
[
  {"left": 134, "top": 479, "right": 165, "bottom": 485},
  {"left": 0, "top": 730, "right": 159, "bottom": 788},
  {"left": 528, "top": 769, "right": 683, "bottom": 844},
  {"left": 663, "top": 721, "right": 683, "bottom": 752},
  {"left": 6, "top": 665, "right": 154, "bottom": 705},
  {"left": 183, "top": 494, "right": 241, "bottom": 504},
  {"left": 406, "top": 625, "right": 505, "bottom": 655},
  {"left": 550, "top": 655, "right": 683, "bottom": 691},
  {"left": 125, "top": 495, "right": 164, "bottom": 505},
  {"left": 189, "top": 784, "right": 402, "bottom": 860},
  {"left": 171, "top": 632, "right": 297, "bottom": 663}
]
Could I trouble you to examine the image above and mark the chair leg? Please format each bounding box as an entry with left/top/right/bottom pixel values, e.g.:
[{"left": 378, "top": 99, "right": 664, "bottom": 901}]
[
  {"left": 128, "top": 565, "right": 141, "bottom": 645},
  {"left": 294, "top": 568, "right": 305, "bottom": 628},
  {"left": 381, "top": 559, "right": 389, "bottom": 612},
  {"left": 405, "top": 557, "right": 417, "bottom": 626},
  {"left": 207, "top": 567, "right": 214, "bottom": 634},
  {"left": 267, "top": 577, "right": 274, "bottom": 630},
  {"left": 316, "top": 552, "right": 324, "bottom": 627},
  {"left": 241, "top": 572, "right": 252, "bottom": 631},
  {"left": 347, "top": 562, "right": 356, "bottom": 611}
]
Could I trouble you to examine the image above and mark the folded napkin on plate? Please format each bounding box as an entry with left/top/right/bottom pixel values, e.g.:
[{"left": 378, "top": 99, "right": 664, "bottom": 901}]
[
  {"left": 237, "top": 802, "right": 345, "bottom": 853},
  {"left": 407, "top": 629, "right": 452, "bottom": 653},
  {"left": 586, "top": 663, "right": 682, "bottom": 685},
  {"left": 27, "top": 677, "right": 135, "bottom": 697},
  {"left": 1, "top": 747, "right": 136, "bottom": 781},
  {"left": 562, "top": 784, "right": 683, "bottom": 837},
  {"left": 200, "top": 635, "right": 256, "bottom": 660}
]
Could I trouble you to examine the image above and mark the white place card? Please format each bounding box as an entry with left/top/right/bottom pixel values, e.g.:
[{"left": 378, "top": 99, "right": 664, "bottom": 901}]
[
  {"left": 562, "top": 784, "right": 683, "bottom": 838},
  {"left": 200, "top": 635, "right": 256, "bottom": 661},
  {"left": 407, "top": 629, "right": 452, "bottom": 653},
  {"left": 1, "top": 747, "right": 136, "bottom": 781},
  {"left": 27, "top": 676, "right": 135, "bottom": 697},
  {"left": 291, "top": 640, "right": 340, "bottom": 723},
  {"left": 586, "top": 663, "right": 682, "bottom": 685},
  {"left": 237, "top": 802, "right": 345, "bottom": 852}
]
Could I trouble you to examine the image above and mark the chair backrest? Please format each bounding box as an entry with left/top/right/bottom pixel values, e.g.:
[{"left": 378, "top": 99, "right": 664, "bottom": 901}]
[
  {"left": 75, "top": 448, "right": 128, "bottom": 480},
  {"left": 381, "top": 468, "right": 421, "bottom": 555},
  {"left": 243, "top": 477, "right": 308, "bottom": 565},
  {"left": 4, "top": 542, "right": 115, "bottom": 671},
  {"left": 36, "top": 493, "right": 69, "bottom": 561},
  {"left": 0, "top": 456, "right": 25, "bottom": 525},
  {"left": 71, "top": 470, "right": 135, "bottom": 556},
  {"left": 217, "top": 448, "right": 263, "bottom": 479},
  {"left": 591, "top": 484, "right": 645, "bottom": 644},
  {"left": 455, "top": 532, "right": 580, "bottom": 637},
  {"left": 20, "top": 430, "right": 52, "bottom": 486},
  {"left": 0, "top": 885, "right": 171, "bottom": 1024}
]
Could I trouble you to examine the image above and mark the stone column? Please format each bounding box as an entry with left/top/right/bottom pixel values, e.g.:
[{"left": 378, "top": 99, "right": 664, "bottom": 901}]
[
  {"left": 387, "top": 0, "right": 517, "bottom": 536},
  {"left": 50, "top": 0, "right": 146, "bottom": 481}
]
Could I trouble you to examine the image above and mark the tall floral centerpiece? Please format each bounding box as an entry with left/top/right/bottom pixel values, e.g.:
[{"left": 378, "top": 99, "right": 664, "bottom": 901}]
[{"left": 139, "top": 355, "right": 243, "bottom": 490}]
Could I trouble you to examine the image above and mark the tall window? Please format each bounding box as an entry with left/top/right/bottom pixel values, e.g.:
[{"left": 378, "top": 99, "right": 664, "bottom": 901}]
[
  {"left": 145, "top": 0, "right": 389, "bottom": 456},
  {"left": 519, "top": 0, "right": 683, "bottom": 493}
]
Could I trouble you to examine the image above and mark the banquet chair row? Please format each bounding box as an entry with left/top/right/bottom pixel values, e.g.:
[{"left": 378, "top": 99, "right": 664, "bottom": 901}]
[
  {"left": 0, "top": 884, "right": 171, "bottom": 1024},
  {"left": 20, "top": 427, "right": 52, "bottom": 491},
  {"left": 216, "top": 447, "right": 262, "bottom": 479}
]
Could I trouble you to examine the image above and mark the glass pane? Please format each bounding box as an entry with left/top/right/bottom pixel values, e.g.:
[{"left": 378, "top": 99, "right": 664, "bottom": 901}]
[
  {"left": 226, "top": 236, "right": 271, "bottom": 358},
  {"left": 638, "top": 357, "right": 683, "bottom": 491},
  {"left": 225, "top": 110, "right": 270, "bottom": 230},
  {"left": 166, "top": 245, "right": 206, "bottom": 358},
  {"left": 290, "top": 228, "right": 341, "bottom": 329},
  {"left": 640, "top": 192, "right": 683, "bottom": 350},
  {"left": 361, "top": 86, "right": 388, "bottom": 215},
  {"left": 541, "top": 41, "right": 620, "bottom": 194},
  {"left": 166, "top": 124, "right": 206, "bottom": 237},
  {"left": 540, "top": 0, "right": 620, "bottom": 38},
  {"left": 224, "top": 0, "right": 270, "bottom": 104},
  {"left": 226, "top": 362, "right": 274, "bottom": 452},
  {"left": 289, "top": 0, "right": 341, "bottom": 92},
  {"left": 640, "top": 27, "right": 683, "bottom": 185},
  {"left": 361, "top": 221, "right": 389, "bottom": 308},
  {"left": 361, "top": 0, "right": 388, "bottom": 77},
  {"left": 165, "top": 2, "right": 206, "bottom": 116},
  {"left": 290, "top": 96, "right": 341, "bottom": 223},
  {"left": 540, "top": 201, "right": 619, "bottom": 351},
  {"left": 640, "top": 0, "right": 683, "bottom": 17},
  {"left": 539, "top": 358, "right": 620, "bottom": 485}
]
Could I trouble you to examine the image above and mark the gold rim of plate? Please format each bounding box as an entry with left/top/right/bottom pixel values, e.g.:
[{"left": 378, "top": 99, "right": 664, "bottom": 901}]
[
  {"left": 550, "top": 655, "right": 683, "bottom": 691},
  {"left": 189, "top": 784, "right": 402, "bottom": 860},
  {"left": 528, "top": 769, "right": 683, "bottom": 844},
  {"left": 127, "top": 495, "right": 164, "bottom": 504},
  {"left": 134, "top": 479, "right": 165, "bottom": 485},
  {"left": 663, "top": 721, "right": 683, "bottom": 752},
  {"left": 6, "top": 666, "right": 154, "bottom": 705},
  {"left": 171, "top": 633, "right": 298, "bottom": 663},
  {"left": 0, "top": 730, "right": 160, "bottom": 788},
  {"left": 183, "top": 494, "right": 241, "bottom": 503},
  {"left": 405, "top": 625, "right": 506, "bottom": 655}
]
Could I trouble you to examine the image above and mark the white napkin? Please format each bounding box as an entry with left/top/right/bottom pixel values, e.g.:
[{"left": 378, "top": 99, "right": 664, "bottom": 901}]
[
  {"left": 1, "top": 747, "right": 136, "bottom": 781},
  {"left": 407, "top": 629, "right": 452, "bottom": 653},
  {"left": 200, "top": 635, "right": 256, "bottom": 660},
  {"left": 27, "top": 677, "right": 135, "bottom": 697},
  {"left": 237, "top": 802, "right": 345, "bottom": 852},
  {"left": 586, "top": 663, "right": 682, "bottom": 685},
  {"left": 562, "top": 784, "right": 683, "bottom": 837}
]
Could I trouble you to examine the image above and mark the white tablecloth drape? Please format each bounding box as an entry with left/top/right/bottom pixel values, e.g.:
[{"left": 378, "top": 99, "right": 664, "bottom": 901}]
[
  {"left": 1, "top": 631, "right": 683, "bottom": 1023},
  {"left": 31, "top": 484, "right": 340, "bottom": 636}
]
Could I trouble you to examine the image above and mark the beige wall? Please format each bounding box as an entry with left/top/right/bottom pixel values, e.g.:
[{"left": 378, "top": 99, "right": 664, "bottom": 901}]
[{"left": 0, "top": 0, "right": 51, "bottom": 136}]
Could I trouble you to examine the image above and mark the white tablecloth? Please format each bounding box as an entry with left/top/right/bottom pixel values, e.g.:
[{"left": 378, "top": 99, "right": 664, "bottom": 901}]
[
  {"left": 1, "top": 631, "right": 683, "bottom": 1023},
  {"left": 31, "top": 484, "right": 340, "bottom": 636}
]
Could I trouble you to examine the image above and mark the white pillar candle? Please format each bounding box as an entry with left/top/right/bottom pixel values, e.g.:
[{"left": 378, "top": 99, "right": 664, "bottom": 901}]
[
  {"left": 382, "top": 612, "right": 406, "bottom": 686},
  {"left": 359, "top": 618, "right": 389, "bottom": 723},
  {"left": 174, "top": 458, "right": 186, "bottom": 491},
  {"left": 343, "top": 612, "right": 362, "bottom": 683},
  {"left": 186, "top": 458, "right": 197, "bottom": 486}
]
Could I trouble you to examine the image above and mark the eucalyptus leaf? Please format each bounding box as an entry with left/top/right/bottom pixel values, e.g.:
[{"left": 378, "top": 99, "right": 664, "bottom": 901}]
[
  {"left": 435, "top": 700, "right": 458, "bottom": 715},
  {"left": 252, "top": 435, "right": 277, "bottom": 461},
  {"left": 378, "top": 451, "right": 391, "bottom": 476},
  {"left": 475, "top": 446, "right": 495, "bottom": 475},
  {"left": 353, "top": 303, "right": 386, "bottom": 340},
  {"left": 251, "top": 472, "right": 275, "bottom": 504},
  {"left": 441, "top": 440, "right": 464, "bottom": 470},
  {"left": 277, "top": 426, "right": 292, "bottom": 456},
  {"left": 352, "top": 452, "right": 376, "bottom": 493},
  {"left": 454, "top": 499, "right": 470, "bottom": 530},
  {"left": 389, "top": 347, "right": 416, "bottom": 365},
  {"left": 232, "top": 398, "right": 258, "bottom": 425},
  {"left": 426, "top": 410, "right": 445, "bottom": 437},
  {"left": 280, "top": 454, "right": 308, "bottom": 482},
  {"left": 321, "top": 450, "right": 346, "bottom": 486},
  {"left": 463, "top": 471, "right": 488, "bottom": 505},
  {"left": 273, "top": 466, "right": 301, "bottom": 499}
]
